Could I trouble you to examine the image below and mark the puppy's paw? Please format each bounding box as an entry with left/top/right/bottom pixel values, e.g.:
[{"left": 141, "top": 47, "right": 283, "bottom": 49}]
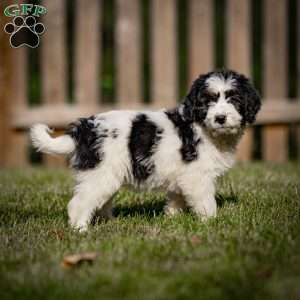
[
  {"left": 68, "top": 204, "right": 90, "bottom": 232},
  {"left": 164, "top": 204, "right": 184, "bottom": 216},
  {"left": 192, "top": 199, "right": 217, "bottom": 220},
  {"left": 196, "top": 213, "right": 216, "bottom": 222},
  {"left": 194, "top": 208, "right": 217, "bottom": 221},
  {"left": 69, "top": 220, "right": 89, "bottom": 233}
]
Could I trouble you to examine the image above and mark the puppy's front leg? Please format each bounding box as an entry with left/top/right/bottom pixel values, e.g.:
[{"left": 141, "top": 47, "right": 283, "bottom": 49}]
[{"left": 181, "top": 178, "right": 217, "bottom": 219}]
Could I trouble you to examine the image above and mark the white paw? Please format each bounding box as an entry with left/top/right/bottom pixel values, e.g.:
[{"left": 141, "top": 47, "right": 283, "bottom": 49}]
[
  {"left": 164, "top": 204, "right": 183, "bottom": 216},
  {"left": 69, "top": 219, "right": 89, "bottom": 232},
  {"left": 193, "top": 199, "right": 217, "bottom": 220},
  {"left": 68, "top": 203, "right": 91, "bottom": 232}
]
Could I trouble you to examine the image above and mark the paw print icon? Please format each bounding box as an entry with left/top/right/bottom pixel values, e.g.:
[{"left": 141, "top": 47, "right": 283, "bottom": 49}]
[{"left": 4, "top": 16, "right": 45, "bottom": 48}]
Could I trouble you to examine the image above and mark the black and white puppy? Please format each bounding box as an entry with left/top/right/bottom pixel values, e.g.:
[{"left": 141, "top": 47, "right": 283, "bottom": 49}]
[{"left": 31, "top": 69, "right": 261, "bottom": 231}]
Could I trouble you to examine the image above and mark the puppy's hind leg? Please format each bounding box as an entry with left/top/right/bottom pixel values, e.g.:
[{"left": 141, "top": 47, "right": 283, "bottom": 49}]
[
  {"left": 164, "top": 192, "right": 187, "bottom": 216},
  {"left": 68, "top": 170, "right": 121, "bottom": 231},
  {"left": 93, "top": 198, "right": 114, "bottom": 222}
]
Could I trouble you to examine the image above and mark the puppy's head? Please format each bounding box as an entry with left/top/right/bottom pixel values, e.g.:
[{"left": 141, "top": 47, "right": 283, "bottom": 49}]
[{"left": 182, "top": 70, "right": 261, "bottom": 135}]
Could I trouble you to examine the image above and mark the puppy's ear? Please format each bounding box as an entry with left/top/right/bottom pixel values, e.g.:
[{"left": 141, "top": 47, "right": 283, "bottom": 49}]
[
  {"left": 182, "top": 73, "right": 210, "bottom": 123},
  {"left": 238, "top": 75, "right": 261, "bottom": 124}
]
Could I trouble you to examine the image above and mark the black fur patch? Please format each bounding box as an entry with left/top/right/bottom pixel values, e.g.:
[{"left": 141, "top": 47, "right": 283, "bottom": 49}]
[
  {"left": 129, "top": 114, "right": 163, "bottom": 182},
  {"left": 228, "top": 72, "right": 261, "bottom": 124},
  {"left": 66, "top": 116, "right": 104, "bottom": 170},
  {"left": 165, "top": 109, "right": 201, "bottom": 162},
  {"left": 182, "top": 72, "right": 211, "bottom": 123}
]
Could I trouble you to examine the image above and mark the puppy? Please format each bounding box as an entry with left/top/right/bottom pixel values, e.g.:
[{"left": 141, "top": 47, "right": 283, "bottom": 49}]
[{"left": 31, "top": 69, "right": 261, "bottom": 231}]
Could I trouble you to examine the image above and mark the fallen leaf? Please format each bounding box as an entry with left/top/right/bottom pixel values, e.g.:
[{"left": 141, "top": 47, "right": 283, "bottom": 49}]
[{"left": 62, "top": 252, "right": 98, "bottom": 268}]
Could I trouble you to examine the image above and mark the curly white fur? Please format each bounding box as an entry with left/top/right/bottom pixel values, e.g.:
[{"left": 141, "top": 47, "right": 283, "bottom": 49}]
[
  {"left": 30, "top": 70, "right": 261, "bottom": 231},
  {"left": 31, "top": 124, "right": 75, "bottom": 154}
]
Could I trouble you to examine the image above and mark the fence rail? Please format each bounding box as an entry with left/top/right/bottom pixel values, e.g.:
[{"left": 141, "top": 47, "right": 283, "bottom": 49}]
[{"left": 0, "top": 0, "right": 300, "bottom": 168}]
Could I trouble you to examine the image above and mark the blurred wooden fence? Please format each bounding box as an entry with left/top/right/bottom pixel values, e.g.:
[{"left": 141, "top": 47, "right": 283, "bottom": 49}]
[{"left": 0, "top": 0, "right": 300, "bottom": 168}]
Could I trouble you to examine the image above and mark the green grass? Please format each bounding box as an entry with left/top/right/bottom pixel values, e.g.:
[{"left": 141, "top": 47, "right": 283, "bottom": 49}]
[{"left": 0, "top": 163, "right": 300, "bottom": 300}]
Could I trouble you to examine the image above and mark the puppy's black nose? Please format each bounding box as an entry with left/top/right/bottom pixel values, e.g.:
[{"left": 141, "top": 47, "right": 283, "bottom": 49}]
[{"left": 215, "top": 115, "right": 226, "bottom": 125}]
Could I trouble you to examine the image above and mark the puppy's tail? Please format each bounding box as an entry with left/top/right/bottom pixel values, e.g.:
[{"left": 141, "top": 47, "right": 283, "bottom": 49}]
[{"left": 30, "top": 124, "right": 75, "bottom": 155}]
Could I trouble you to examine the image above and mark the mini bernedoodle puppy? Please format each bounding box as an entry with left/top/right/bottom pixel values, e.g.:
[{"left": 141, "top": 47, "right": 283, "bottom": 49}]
[{"left": 31, "top": 69, "right": 261, "bottom": 231}]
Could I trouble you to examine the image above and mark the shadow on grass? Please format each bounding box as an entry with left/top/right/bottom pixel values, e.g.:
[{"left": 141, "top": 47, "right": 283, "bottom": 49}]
[
  {"left": 113, "top": 200, "right": 166, "bottom": 218},
  {"left": 0, "top": 192, "right": 239, "bottom": 226},
  {"left": 216, "top": 193, "right": 239, "bottom": 207},
  {"left": 112, "top": 192, "right": 239, "bottom": 218}
]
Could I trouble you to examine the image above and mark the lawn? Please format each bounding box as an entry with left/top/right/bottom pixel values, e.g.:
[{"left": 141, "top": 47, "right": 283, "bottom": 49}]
[{"left": 0, "top": 163, "right": 299, "bottom": 300}]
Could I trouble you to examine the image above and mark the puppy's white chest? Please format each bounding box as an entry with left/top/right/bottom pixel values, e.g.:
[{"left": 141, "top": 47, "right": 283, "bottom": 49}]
[{"left": 194, "top": 131, "right": 235, "bottom": 177}]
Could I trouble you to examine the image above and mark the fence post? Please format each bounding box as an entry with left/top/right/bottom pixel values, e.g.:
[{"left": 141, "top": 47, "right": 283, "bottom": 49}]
[
  {"left": 188, "top": 0, "right": 214, "bottom": 83},
  {"left": 116, "top": 0, "right": 142, "bottom": 107},
  {"left": 6, "top": 48, "right": 28, "bottom": 166},
  {"left": 151, "top": 0, "right": 177, "bottom": 107},
  {"left": 262, "top": 0, "right": 288, "bottom": 161},
  {"left": 226, "top": 0, "right": 253, "bottom": 161},
  {"left": 41, "top": 0, "right": 67, "bottom": 167},
  {"left": 75, "top": 0, "right": 101, "bottom": 106},
  {"left": 0, "top": 1, "right": 12, "bottom": 167}
]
